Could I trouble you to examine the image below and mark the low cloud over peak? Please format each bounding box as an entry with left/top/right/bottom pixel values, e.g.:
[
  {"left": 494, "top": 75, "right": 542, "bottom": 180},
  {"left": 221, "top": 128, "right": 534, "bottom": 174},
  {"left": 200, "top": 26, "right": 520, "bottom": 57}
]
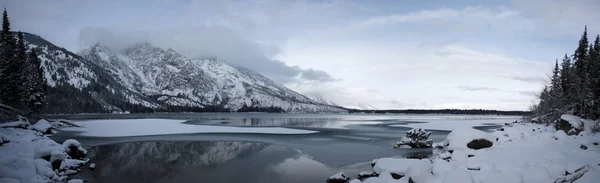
[{"left": 78, "top": 26, "right": 336, "bottom": 84}]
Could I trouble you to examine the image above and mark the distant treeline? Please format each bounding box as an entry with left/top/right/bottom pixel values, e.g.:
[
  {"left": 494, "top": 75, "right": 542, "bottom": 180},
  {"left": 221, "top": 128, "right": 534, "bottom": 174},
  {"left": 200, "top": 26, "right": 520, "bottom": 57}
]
[
  {"left": 348, "top": 109, "right": 531, "bottom": 115},
  {"left": 236, "top": 105, "right": 285, "bottom": 113}
]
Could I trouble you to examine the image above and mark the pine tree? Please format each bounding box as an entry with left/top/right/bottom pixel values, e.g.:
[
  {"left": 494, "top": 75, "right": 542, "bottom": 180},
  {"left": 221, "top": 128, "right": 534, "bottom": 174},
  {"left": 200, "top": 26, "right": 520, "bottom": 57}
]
[
  {"left": 16, "top": 32, "right": 29, "bottom": 109},
  {"left": 548, "top": 60, "right": 563, "bottom": 118},
  {"left": 560, "top": 54, "right": 575, "bottom": 111},
  {"left": 537, "top": 86, "right": 551, "bottom": 124},
  {"left": 589, "top": 35, "right": 600, "bottom": 119},
  {"left": 0, "top": 8, "right": 18, "bottom": 106},
  {"left": 27, "top": 49, "right": 46, "bottom": 118},
  {"left": 573, "top": 26, "right": 590, "bottom": 117}
]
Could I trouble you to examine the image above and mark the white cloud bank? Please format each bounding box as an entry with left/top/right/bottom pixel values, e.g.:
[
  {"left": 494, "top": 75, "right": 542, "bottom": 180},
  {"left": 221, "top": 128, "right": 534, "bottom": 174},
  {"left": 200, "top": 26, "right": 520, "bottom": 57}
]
[{"left": 4, "top": 0, "right": 599, "bottom": 110}]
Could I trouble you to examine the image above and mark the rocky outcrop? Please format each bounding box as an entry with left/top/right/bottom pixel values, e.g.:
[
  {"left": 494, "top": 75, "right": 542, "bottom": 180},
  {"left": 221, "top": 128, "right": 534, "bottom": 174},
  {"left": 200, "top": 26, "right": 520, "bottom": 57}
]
[
  {"left": 327, "top": 172, "right": 350, "bottom": 183},
  {"left": 395, "top": 128, "right": 433, "bottom": 148},
  {"left": 466, "top": 139, "right": 493, "bottom": 150}
]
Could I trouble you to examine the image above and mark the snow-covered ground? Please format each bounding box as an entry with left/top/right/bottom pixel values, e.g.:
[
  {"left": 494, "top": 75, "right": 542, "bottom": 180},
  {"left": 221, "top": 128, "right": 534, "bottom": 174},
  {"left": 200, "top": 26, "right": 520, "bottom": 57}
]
[
  {"left": 342, "top": 120, "right": 600, "bottom": 183},
  {"left": 0, "top": 120, "right": 87, "bottom": 183},
  {"left": 60, "top": 119, "right": 318, "bottom": 137}
]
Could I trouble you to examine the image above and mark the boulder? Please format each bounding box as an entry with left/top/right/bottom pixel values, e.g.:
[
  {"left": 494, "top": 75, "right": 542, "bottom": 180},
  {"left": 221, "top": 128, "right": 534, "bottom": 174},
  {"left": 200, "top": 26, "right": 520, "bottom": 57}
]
[
  {"left": 0, "top": 135, "right": 7, "bottom": 146},
  {"left": 62, "top": 139, "right": 87, "bottom": 160},
  {"left": 32, "top": 120, "right": 53, "bottom": 134},
  {"left": 557, "top": 115, "right": 583, "bottom": 135},
  {"left": 327, "top": 172, "right": 350, "bottom": 183},
  {"left": 593, "top": 142, "right": 599, "bottom": 146},
  {"left": 395, "top": 128, "right": 433, "bottom": 148},
  {"left": 357, "top": 171, "right": 378, "bottom": 180},
  {"left": 443, "top": 128, "right": 495, "bottom": 151},
  {"left": 404, "top": 151, "right": 431, "bottom": 159},
  {"left": 466, "top": 139, "right": 493, "bottom": 150},
  {"left": 580, "top": 145, "right": 588, "bottom": 150}
]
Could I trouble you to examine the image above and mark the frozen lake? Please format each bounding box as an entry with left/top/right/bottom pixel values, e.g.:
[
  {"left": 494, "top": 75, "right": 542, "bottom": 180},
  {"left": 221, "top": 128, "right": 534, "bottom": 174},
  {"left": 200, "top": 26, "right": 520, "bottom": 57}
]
[{"left": 50, "top": 113, "right": 520, "bottom": 183}]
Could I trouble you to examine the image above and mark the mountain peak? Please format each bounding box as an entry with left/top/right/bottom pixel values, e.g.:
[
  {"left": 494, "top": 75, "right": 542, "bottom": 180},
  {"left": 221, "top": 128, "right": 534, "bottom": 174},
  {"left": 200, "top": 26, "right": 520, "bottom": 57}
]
[{"left": 90, "top": 43, "right": 110, "bottom": 52}]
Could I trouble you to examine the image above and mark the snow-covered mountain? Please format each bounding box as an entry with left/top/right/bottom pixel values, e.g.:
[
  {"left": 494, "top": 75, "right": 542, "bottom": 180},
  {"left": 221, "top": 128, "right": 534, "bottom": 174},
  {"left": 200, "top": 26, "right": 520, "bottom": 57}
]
[{"left": 21, "top": 32, "right": 345, "bottom": 113}]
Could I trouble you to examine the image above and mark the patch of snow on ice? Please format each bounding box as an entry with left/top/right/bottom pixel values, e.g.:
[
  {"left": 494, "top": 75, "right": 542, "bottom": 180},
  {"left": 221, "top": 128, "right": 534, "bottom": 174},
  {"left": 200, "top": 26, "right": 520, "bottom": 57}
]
[
  {"left": 61, "top": 119, "right": 318, "bottom": 137},
  {"left": 389, "top": 118, "right": 517, "bottom": 131}
]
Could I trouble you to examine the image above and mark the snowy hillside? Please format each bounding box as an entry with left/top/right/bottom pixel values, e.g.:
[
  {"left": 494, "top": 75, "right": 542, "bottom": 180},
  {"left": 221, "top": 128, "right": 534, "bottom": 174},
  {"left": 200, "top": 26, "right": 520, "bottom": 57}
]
[{"left": 22, "top": 32, "right": 345, "bottom": 113}]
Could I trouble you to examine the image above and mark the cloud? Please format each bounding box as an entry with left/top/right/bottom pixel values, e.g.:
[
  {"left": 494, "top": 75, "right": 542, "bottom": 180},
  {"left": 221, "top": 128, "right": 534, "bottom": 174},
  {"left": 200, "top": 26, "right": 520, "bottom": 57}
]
[
  {"left": 515, "top": 91, "right": 539, "bottom": 97},
  {"left": 510, "top": 75, "right": 546, "bottom": 84},
  {"left": 457, "top": 86, "right": 502, "bottom": 92},
  {"left": 511, "top": 0, "right": 600, "bottom": 35},
  {"left": 354, "top": 6, "right": 533, "bottom": 35},
  {"left": 77, "top": 25, "right": 336, "bottom": 84},
  {"left": 7, "top": 0, "right": 588, "bottom": 110}
]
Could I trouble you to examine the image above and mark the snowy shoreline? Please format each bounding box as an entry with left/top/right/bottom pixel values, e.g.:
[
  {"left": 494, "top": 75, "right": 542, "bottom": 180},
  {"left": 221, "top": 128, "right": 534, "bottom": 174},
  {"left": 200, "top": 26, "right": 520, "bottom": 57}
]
[
  {"left": 0, "top": 120, "right": 88, "bottom": 183},
  {"left": 330, "top": 118, "right": 600, "bottom": 183}
]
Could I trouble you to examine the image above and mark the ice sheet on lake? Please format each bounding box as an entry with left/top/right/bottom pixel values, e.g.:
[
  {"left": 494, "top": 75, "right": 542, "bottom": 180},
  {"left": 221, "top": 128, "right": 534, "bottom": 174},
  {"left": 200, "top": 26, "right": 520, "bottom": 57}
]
[
  {"left": 389, "top": 118, "right": 517, "bottom": 131},
  {"left": 60, "top": 119, "right": 318, "bottom": 137}
]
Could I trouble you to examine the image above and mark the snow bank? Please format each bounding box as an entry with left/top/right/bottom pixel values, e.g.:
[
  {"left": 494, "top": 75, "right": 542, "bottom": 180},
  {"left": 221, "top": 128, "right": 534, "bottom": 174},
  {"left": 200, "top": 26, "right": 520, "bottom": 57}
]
[
  {"left": 441, "top": 127, "right": 495, "bottom": 151},
  {"left": 342, "top": 122, "right": 600, "bottom": 183},
  {"left": 327, "top": 172, "right": 350, "bottom": 183},
  {"left": 553, "top": 130, "right": 568, "bottom": 140},
  {"left": 61, "top": 119, "right": 318, "bottom": 137},
  {"left": 442, "top": 168, "right": 474, "bottom": 183},
  {"left": 0, "top": 120, "right": 88, "bottom": 182},
  {"left": 372, "top": 158, "right": 430, "bottom": 176}
]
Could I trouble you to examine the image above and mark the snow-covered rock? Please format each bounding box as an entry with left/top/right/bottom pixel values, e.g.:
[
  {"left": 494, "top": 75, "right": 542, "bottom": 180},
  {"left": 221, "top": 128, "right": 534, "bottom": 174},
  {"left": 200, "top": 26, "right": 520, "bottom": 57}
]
[
  {"left": 357, "top": 171, "right": 378, "bottom": 180},
  {"left": 67, "top": 179, "right": 84, "bottom": 183},
  {"left": 441, "top": 127, "right": 495, "bottom": 151},
  {"left": 561, "top": 114, "right": 583, "bottom": 129},
  {"left": 405, "top": 162, "right": 435, "bottom": 183},
  {"left": 0, "top": 125, "right": 87, "bottom": 182},
  {"left": 372, "top": 158, "right": 431, "bottom": 177},
  {"left": 346, "top": 123, "right": 600, "bottom": 183},
  {"left": 31, "top": 119, "right": 52, "bottom": 134},
  {"left": 327, "top": 172, "right": 350, "bottom": 183},
  {"left": 62, "top": 139, "right": 87, "bottom": 160},
  {"left": 395, "top": 128, "right": 433, "bottom": 148}
]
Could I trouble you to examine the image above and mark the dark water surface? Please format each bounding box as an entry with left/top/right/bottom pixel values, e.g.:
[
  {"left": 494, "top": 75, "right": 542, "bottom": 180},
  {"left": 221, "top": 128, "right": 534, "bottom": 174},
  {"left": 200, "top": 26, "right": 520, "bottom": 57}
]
[{"left": 51, "top": 113, "right": 518, "bottom": 183}]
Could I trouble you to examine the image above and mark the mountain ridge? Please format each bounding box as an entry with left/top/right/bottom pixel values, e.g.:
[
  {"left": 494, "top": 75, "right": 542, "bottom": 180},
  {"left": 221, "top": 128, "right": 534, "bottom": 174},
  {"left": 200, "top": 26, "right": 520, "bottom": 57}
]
[{"left": 20, "top": 32, "right": 345, "bottom": 113}]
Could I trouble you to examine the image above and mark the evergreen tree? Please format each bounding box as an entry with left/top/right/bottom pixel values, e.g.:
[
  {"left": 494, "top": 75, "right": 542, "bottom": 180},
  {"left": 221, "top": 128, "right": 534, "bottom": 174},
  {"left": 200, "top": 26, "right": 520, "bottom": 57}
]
[
  {"left": 0, "top": 8, "right": 18, "bottom": 106},
  {"left": 536, "top": 86, "right": 551, "bottom": 124},
  {"left": 16, "top": 32, "right": 29, "bottom": 108},
  {"left": 27, "top": 49, "right": 46, "bottom": 118},
  {"left": 590, "top": 35, "right": 600, "bottom": 119},
  {"left": 572, "top": 26, "right": 590, "bottom": 117},
  {"left": 560, "top": 54, "right": 574, "bottom": 111},
  {"left": 548, "top": 60, "right": 563, "bottom": 117},
  {"left": 534, "top": 27, "right": 600, "bottom": 123}
]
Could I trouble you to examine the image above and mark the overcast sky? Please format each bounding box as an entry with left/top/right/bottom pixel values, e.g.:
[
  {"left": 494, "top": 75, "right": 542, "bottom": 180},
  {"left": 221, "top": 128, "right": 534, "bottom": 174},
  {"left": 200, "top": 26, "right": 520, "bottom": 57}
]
[{"left": 3, "top": 0, "right": 599, "bottom": 110}]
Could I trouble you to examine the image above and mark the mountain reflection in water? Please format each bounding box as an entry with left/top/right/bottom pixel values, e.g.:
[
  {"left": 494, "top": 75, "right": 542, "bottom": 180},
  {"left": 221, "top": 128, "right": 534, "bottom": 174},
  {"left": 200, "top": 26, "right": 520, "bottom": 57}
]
[{"left": 83, "top": 141, "right": 368, "bottom": 183}]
